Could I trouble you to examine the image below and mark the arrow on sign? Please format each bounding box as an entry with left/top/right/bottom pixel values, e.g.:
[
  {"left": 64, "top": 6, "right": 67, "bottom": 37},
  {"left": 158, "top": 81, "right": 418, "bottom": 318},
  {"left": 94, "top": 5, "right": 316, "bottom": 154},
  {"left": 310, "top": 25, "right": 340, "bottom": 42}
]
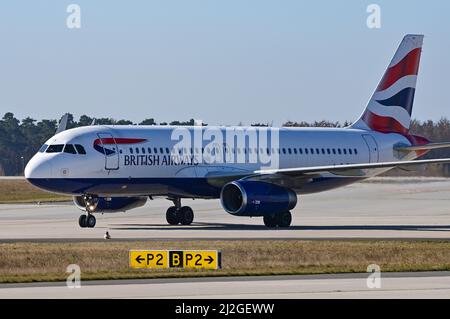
[
  {"left": 205, "top": 256, "right": 214, "bottom": 264},
  {"left": 135, "top": 255, "right": 145, "bottom": 264}
]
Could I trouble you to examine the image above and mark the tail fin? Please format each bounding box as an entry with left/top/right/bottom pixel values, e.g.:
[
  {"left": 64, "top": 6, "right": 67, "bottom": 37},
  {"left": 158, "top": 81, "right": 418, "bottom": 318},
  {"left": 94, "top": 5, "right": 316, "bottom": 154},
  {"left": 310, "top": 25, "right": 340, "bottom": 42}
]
[{"left": 351, "top": 34, "right": 423, "bottom": 135}]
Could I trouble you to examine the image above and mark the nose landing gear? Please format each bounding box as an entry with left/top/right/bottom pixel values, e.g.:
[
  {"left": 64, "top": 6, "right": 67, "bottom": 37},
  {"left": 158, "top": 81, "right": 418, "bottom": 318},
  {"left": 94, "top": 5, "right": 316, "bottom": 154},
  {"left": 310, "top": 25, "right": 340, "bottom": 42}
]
[
  {"left": 166, "top": 198, "right": 194, "bottom": 226},
  {"left": 78, "top": 195, "right": 97, "bottom": 228},
  {"left": 78, "top": 213, "right": 96, "bottom": 228}
]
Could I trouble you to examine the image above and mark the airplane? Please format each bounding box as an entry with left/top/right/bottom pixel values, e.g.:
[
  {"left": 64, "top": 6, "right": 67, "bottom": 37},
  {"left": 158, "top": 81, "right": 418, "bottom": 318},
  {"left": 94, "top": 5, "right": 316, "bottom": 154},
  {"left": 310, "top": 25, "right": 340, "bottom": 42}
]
[{"left": 25, "top": 34, "right": 450, "bottom": 229}]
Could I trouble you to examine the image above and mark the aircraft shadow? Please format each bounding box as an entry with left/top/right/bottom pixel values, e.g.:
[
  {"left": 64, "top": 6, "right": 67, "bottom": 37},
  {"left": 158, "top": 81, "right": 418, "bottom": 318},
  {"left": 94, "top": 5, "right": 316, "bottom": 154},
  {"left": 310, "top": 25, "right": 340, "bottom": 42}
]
[{"left": 108, "top": 222, "right": 450, "bottom": 232}]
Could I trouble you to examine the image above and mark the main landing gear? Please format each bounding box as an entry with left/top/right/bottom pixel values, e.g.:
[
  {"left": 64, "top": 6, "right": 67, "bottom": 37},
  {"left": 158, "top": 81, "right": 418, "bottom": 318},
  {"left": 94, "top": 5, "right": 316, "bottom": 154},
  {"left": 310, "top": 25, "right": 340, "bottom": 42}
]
[
  {"left": 78, "top": 195, "right": 97, "bottom": 228},
  {"left": 166, "top": 198, "right": 194, "bottom": 226},
  {"left": 263, "top": 211, "right": 292, "bottom": 228}
]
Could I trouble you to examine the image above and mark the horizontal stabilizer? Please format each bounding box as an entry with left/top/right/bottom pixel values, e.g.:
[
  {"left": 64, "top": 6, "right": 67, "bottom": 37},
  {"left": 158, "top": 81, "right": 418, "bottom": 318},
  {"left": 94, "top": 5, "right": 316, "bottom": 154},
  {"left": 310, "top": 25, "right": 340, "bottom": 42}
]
[{"left": 395, "top": 142, "right": 450, "bottom": 152}]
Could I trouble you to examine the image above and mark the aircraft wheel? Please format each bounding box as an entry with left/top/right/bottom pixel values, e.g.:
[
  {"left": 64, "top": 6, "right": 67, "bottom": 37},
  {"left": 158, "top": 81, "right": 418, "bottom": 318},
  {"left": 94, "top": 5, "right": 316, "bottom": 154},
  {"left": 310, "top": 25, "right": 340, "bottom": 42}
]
[
  {"left": 166, "top": 206, "right": 179, "bottom": 225},
  {"left": 276, "top": 211, "right": 292, "bottom": 228},
  {"left": 86, "top": 214, "right": 96, "bottom": 228},
  {"left": 78, "top": 215, "right": 87, "bottom": 228},
  {"left": 180, "top": 206, "right": 194, "bottom": 225},
  {"left": 263, "top": 215, "right": 277, "bottom": 228}
]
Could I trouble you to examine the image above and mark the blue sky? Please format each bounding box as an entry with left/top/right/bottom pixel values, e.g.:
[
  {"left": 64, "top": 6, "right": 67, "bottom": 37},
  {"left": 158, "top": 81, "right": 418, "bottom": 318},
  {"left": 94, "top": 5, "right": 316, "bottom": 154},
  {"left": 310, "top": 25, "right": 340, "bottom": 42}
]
[{"left": 1, "top": 1, "right": 449, "bottom": 125}]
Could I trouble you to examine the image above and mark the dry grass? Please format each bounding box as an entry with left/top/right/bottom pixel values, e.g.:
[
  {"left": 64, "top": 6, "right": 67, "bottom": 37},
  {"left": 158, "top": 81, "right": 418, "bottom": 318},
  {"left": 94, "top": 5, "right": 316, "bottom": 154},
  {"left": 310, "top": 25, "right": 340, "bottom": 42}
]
[
  {"left": 0, "top": 179, "right": 69, "bottom": 203},
  {"left": 0, "top": 240, "right": 449, "bottom": 283}
]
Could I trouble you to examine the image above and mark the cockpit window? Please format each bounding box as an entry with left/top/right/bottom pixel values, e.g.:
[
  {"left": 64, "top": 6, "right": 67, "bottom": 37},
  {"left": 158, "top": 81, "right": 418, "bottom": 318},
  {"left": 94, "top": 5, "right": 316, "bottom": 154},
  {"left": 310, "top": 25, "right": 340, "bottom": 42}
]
[
  {"left": 38, "top": 144, "right": 48, "bottom": 153},
  {"left": 64, "top": 144, "right": 77, "bottom": 154},
  {"left": 75, "top": 144, "right": 86, "bottom": 155},
  {"left": 46, "top": 144, "right": 64, "bottom": 153}
]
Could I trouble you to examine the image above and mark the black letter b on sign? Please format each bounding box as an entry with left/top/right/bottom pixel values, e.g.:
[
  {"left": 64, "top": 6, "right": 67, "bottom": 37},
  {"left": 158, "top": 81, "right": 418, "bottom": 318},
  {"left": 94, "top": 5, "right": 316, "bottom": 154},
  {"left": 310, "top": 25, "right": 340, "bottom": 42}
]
[{"left": 169, "top": 251, "right": 184, "bottom": 268}]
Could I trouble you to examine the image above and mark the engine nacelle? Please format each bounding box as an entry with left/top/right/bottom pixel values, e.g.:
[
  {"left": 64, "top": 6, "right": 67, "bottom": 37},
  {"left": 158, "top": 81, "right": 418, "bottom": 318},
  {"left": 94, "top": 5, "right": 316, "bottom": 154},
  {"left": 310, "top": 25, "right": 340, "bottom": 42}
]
[
  {"left": 73, "top": 196, "right": 147, "bottom": 213},
  {"left": 220, "top": 180, "right": 297, "bottom": 216}
]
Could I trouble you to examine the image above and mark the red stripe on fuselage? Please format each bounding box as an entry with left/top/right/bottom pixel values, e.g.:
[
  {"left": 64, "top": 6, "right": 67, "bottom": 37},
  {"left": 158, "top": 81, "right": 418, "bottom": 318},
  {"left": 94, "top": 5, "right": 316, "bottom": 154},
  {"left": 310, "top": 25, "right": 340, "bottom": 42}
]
[
  {"left": 94, "top": 138, "right": 147, "bottom": 145},
  {"left": 376, "top": 47, "right": 421, "bottom": 92}
]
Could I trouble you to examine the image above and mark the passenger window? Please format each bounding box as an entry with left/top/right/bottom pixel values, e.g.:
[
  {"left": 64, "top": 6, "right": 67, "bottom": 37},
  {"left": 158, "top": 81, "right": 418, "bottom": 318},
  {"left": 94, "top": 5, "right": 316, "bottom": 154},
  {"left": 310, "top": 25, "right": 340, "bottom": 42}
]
[
  {"left": 354, "top": 148, "right": 358, "bottom": 155},
  {"left": 142, "top": 147, "right": 146, "bottom": 154},
  {"left": 148, "top": 147, "right": 152, "bottom": 154},
  {"left": 321, "top": 148, "right": 325, "bottom": 154},
  {"left": 166, "top": 148, "right": 170, "bottom": 154},
  {"left": 135, "top": 148, "right": 139, "bottom": 154},
  {"left": 288, "top": 148, "right": 292, "bottom": 154},
  {"left": 299, "top": 148, "right": 303, "bottom": 154},
  {"left": 316, "top": 148, "right": 320, "bottom": 154},
  {"left": 310, "top": 148, "right": 314, "bottom": 154},
  {"left": 327, "top": 149, "right": 331, "bottom": 154},
  {"left": 349, "top": 149, "right": 353, "bottom": 155},
  {"left": 343, "top": 149, "right": 347, "bottom": 155},
  {"left": 332, "top": 149, "right": 336, "bottom": 155},
  {"left": 282, "top": 148, "right": 286, "bottom": 154},
  {"left": 293, "top": 148, "right": 297, "bottom": 154},
  {"left": 338, "top": 149, "right": 342, "bottom": 155},
  {"left": 38, "top": 144, "right": 48, "bottom": 153},
  {"left": 63, "top": 144, "right": 77, "bottom": 154},
  {"left": 305, "top": 148, "right": 309, "bottom": 154},
  {"left": 46, "top": 144, "right": 64, "bottom": 153},
  {"left": 130, "top": 148, "right": 133, "bottom": 154},
  {"left": 160, "top": 147, "right": 164, "bottom": 154}
]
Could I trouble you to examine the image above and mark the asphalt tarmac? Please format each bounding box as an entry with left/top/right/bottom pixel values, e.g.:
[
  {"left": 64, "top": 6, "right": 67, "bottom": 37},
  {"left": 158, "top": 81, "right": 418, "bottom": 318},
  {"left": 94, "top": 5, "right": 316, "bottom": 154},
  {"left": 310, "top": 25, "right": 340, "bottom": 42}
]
[
  {"left": 1, "top": 177, "right": 450, "bottom": 240},
  {"left": 0, "top": 272, "right": 449, "bottom": 298}
]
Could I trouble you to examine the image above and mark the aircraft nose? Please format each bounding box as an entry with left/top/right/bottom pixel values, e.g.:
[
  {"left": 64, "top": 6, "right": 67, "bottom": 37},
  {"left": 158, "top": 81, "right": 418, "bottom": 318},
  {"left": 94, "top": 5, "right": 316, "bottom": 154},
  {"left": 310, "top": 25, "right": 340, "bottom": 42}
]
[{"left": 25, "top": 156, "right": 53, "bottom": 179}]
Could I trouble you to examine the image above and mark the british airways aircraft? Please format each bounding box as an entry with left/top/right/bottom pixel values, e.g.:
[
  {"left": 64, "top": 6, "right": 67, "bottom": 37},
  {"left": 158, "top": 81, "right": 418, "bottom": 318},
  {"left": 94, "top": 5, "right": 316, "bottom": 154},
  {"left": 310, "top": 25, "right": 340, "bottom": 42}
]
[{"left": 25, "top": 35, "right": 450, "bottom": 229}]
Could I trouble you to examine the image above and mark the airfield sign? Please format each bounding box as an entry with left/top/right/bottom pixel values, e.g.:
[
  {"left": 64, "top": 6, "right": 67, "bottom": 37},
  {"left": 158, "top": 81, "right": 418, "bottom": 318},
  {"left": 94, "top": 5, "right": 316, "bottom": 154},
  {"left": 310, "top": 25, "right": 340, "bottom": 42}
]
[{"left": 129, "top": 250, "right": 221, "bottom": 270}]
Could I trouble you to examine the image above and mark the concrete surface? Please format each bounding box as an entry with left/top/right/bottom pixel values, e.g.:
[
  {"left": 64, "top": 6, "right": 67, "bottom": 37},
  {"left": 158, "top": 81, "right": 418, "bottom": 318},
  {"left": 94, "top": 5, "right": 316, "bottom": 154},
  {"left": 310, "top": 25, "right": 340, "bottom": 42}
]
[
  {"left": 1, "top": 178, "right": 450, "bottom": 240},
  {"left": 0, "top": 272, "right": 449, "bottom": 298}
]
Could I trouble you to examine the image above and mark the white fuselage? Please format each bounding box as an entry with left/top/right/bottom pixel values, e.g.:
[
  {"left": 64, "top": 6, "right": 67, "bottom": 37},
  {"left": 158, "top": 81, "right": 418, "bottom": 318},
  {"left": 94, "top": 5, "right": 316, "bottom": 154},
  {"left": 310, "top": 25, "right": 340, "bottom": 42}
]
[{"left": 25, "top": 125, "right": 414, "bottom": 198}]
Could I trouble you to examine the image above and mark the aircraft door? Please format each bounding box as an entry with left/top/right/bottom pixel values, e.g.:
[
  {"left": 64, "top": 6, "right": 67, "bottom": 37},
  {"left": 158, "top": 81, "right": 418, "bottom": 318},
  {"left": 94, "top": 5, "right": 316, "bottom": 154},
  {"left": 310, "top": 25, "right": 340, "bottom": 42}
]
[
  {"left": 362, "top": 134, "right": 379, "bottom": 163},
  {"left": 96, "top": 133, "right": 120, "bottom": 170}
]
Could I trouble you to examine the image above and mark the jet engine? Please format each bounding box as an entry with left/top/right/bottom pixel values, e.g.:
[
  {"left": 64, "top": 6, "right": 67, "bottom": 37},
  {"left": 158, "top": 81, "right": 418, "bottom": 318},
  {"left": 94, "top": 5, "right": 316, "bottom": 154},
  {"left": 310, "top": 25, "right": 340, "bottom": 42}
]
[{"left": 220, "top": 180, "right": 297, "bottom": 216}]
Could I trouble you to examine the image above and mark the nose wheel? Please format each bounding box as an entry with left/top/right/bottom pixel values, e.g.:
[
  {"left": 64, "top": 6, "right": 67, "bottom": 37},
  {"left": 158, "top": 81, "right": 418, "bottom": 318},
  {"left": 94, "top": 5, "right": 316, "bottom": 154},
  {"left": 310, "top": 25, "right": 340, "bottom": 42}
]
[
  {"left": 79, "top": 214, "right": 96, "bottom": 228},
  {"left": 166, "top": 198, "right": 194, "bottom": 225}
]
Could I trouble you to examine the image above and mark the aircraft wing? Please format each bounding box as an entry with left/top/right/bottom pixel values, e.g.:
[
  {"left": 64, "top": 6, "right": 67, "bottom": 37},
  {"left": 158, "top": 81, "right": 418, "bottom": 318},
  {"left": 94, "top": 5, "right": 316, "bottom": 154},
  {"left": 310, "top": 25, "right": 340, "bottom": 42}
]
[{"left": 253, "top": 158, "right": 450, "bottom": 177}]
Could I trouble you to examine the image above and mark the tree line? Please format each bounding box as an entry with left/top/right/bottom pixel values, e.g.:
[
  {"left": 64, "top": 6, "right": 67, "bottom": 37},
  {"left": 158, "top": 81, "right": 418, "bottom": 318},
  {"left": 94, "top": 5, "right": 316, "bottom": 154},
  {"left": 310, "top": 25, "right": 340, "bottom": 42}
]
[{"left": 1, "top": 112, "right": 450, "bottom": 176}]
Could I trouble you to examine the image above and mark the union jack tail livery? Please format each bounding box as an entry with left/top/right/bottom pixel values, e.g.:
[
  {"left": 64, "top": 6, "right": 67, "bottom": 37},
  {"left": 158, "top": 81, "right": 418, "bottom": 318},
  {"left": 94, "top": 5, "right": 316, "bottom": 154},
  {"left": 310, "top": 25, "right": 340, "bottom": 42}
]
[{"left": 352, "top": 34, "right": 423, "bottom": 135}]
